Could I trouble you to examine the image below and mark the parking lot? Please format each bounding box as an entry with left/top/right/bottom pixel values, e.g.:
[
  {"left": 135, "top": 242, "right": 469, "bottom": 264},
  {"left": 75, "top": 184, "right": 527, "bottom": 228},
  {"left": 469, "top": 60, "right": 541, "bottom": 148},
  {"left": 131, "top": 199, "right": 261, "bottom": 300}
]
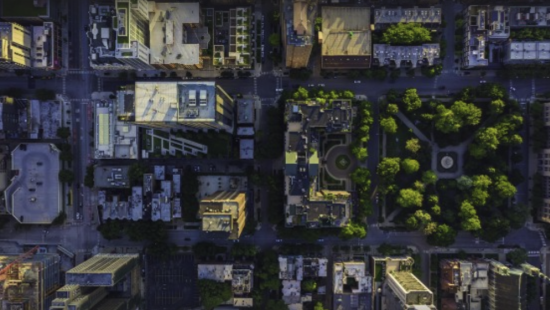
[{"left": 145, "top": 254, "right": 199, "bottom": 310}]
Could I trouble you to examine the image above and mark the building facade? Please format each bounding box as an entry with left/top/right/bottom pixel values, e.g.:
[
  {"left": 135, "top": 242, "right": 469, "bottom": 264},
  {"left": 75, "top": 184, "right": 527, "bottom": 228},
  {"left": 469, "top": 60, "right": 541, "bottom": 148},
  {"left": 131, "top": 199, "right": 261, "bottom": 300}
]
[{"left": 199, "top": 190, "right": 247, "bottom": 240}]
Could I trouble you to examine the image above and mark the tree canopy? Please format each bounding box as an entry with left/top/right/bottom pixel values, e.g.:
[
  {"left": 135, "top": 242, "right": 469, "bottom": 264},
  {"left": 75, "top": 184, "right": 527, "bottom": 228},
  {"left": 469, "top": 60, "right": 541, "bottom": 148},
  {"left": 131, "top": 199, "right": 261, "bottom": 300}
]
[
  {"left": 268, "top": 34, "right": 281, "bottom": 46},
  {"left": 301, "top": 279, "right": 317, "bottom": 292},
  {"left": 405, "top": 138, "right": 421, "bottom": 153},
  {"left": 458, "top": 201, "right": 481, "bottom": 231},
  {"left": 506, "top": 248, "right": 528, "bottom": 266},
  {"left": 396, "top": 188, "right": 423, "bottom": 208},
  {"left": 422, "top": 170, "right": 438, "bottom": 185},
  {"left": 340, "top": 222, "right": 367, "bottom": 240},
  {"left": 198, "top": 279, "right": 232, "bottom": 310},
  {"left": 380, "top": 117, "right": 398, "bottom": 134},
  {"left": 402, "top": 88, "right": 422, "bottom": 111},
  {"left": 401, "top": 158, "right": 420, "bottom": 174},
  {"left": 386, "top": 103, "right": 399, "bottom": 114},
  {"left": 381, "top": 23, "right": 432, "bottom": 45},
  {"left": 377, "top": 157, "right": 401, "bottom": 183},
  {"left": 427, "top": 224, "right": 457, "bottom": 247}
]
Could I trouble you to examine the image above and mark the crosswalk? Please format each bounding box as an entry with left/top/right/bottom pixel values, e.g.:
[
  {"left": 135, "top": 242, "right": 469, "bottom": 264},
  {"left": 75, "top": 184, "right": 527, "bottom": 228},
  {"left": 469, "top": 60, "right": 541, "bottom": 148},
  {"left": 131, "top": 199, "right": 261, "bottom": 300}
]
[
  {"left": 253, "top": 77, "right": 258, "bottom": 95},
  {"left": 62, "top": 75, "right": 67, "bottom": 95},
  {"left": 97, "top": 76, "right": 103, "bottom": 92},
  {"left": 539, "top": 230, "right": 547, "bottom": 247},
  {"left": 67, "top": 70, "right": 95, "bottom": 75},
  {"left": 528, "top": 251, "right": 540, "bottom": 257}
]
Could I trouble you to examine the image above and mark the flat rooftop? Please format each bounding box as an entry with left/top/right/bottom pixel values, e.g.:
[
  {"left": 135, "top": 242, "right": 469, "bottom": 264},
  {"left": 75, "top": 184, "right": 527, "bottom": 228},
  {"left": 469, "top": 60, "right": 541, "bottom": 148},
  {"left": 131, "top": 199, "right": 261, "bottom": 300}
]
[
  {"left": 374, "top": 6, "right": 441, "bottom": 25},
  {"left": 148, "top": 2, "right": 210, "bottom": 66},
  {"left": 240, "top": 139, "right": 254, "bottom": 159},
  {"left": 2, "top": 0, "right": 49, "bottom": 18},
  {"left": 237, "top": 96, "right": 257, "bottom": 124},
  {"left": 507, "top": 41, "right": 550, "bottom": 61},
  {"left": 321, "top": 7, "right": 371, "bottom": 68},
  {"left": 283, "top": 0, "right": 314, "bottom": 46},
  {"left": 134, "top": 81, "right": 218, "bottom": 124},
  {"left": 5, "top": 143, "right": 60, "bottom": 224},
  {"left": 94, "top": 166, "right": 130, "bottom": 188}
]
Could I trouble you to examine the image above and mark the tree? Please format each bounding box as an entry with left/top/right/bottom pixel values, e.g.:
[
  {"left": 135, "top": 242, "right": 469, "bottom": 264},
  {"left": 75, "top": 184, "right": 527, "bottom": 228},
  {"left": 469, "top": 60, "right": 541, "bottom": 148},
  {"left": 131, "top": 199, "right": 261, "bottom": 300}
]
[
  {"left": 128, "top": 163, "right": 146, "bottom": 183},
  {"left": 490, "top": 99, "right": 506, "bottom": 114},
  {"left": 350, "top": 167, "right": 371, "bottom": 191},
  {"left": 421, "top": 170, "right": 437, "bottom": 185},
  {"left": 470, "top": 127, "right": 499, "bottom": 158},
  {"left": 58, "top": 169, "right": 74, "bottom": 184},
  {"left": 35, "top": 88, "right": 56, "bottom": 101},
  {"left": 52, "top": 211, "right": 67, "bottom": 225},
  {"left": 97, "top": 220, "right": 123, "bottom": 240},
  {"left": 301, "top": 279, "right": 317, "bottom": 292},
  {"left": 266, "top": 300, "right": 289, "bottom": 310},
  {"left": 381, "top": 23, "right": 432, "bottom": 45},
  {"left": 405, "top": 138, "right": 421, "bottom": 153},
  {"left": 451, "top": 100, "right": 482, "bottom": 126},
  {"left": 198, "top": 279, "right": 232, "bottom": 310},
  {"left": 340, "top": 222, "right": 367, "bottom": 240},
  {"left": 293, "top": 86, "right": 309, "bottom": 100},
  {"left": 231, "top": 244, "right": 257, "bottom": 257},
  {"left": 427, "top": 224, "right": 457, "bottom": 247},
  {"left": 380, "top": 117, "right": 398, "bottom": 134},
  {"left": 456, "top": 175, "right": 473, "bottom": 191},
  {"left": 434, "top": 105, "right": 461, "bottom": 133},
  {"left": 386, "top": 103, "right": 399, "bottom": 114},
  {"left": 401, "top": 158, "right": 420, "bottom": 174},
  {"left": 472, "top": 175, "right": 492, "bottom": 189},
  {"left": 506, "top": 249, "right": 528, "bottom": 266},
  {"left": 402, "top": 88, "right": 422, "bottom": 111},
  {"left": 396, "top": 188, "right": 423, "bottom": 208},
  {"left": 458, "top": 201, "right": 481, "bottom": 231},
  {"left": 268, "top": 34, "right": 281, "bottom": 46},
  {"left": 314, "top": 302, "right": 328, "bottom": 310},
  {"left": 84, "top": 165, "right": 95, "bottom": 188},
  {"left": 493, "top": 174, "right": 517, "bottom": 199},
  {"left": 56, "top": 127, "right": 71, "bottom": 140},
  {"left": 377, "top": 157, "right": 401, "bottom": 182}
]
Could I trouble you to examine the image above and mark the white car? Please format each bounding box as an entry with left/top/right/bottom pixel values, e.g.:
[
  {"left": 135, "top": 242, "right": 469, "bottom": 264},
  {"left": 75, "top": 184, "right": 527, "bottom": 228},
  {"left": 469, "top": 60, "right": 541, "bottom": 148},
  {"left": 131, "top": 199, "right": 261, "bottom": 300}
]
[
  {"left": 318, "top": 84, "right": 325, "bottom": 87},
  {"left": 276, "top": 239, "right": 283, "bottom": 243},
  {"left": 480, "top": 80, "right": 486, "bottom": 83},
  {"left": 308, "top": 84, "right": 315, "bottom": 87},
  {"left": 354, "top": 80, "right": 361, "bottom": 84},
  {"left": 317, "top": 239, "right": 325, "bottom": 242}
]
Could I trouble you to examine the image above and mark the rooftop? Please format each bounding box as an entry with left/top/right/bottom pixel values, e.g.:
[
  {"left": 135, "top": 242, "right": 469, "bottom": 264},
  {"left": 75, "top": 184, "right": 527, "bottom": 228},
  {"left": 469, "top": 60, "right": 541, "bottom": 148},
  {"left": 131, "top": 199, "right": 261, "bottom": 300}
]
[
  {"left": 240, "top": 139, "right": 254, "bottom": 159},
  {"left": 321, "top": 7, "right": 371, "bottom": 68},
  {"left": 31, "top": 22, "right": 58, "bottom": 69},
  {"left": 237, "top": 95, "right": 258, "bottom": 124},
  {"left": 1, "top": 0, "right": 49, "bottom": 18},
  {"left": 283, "top": 0, "right": 314, "bottom": 47},
  {"left": 94, "top": 166, "right": 130, "bottom": 188},
  {"left": 94, "top": 94, "right": 138, "bottom": 159},
  {"left": 197, "top": 264, "right": 233, "bottom": 282},
  {"left": 387, "top": 271, "right": 434, "bottom": 306},
  {"left": 509, "top": 6, "right": 550, "bottom": 27},
  {"left": 0, "top": 22, "right": 32, "bottom": 67},
  {"left": 134, "top": 81, "right": 218, "bottom": 124},
  {"left": 5, "top": 143, "right": 61, "bottom": 224},
  {"left": 333, "top": 262, "right": 372, "bottom": 294},
  {"left": 506, "top": 41, "right": 550, "bottom": 61},
  {"left": 87, "top": 4, "right": 128, "bottom": 68},
  {"left": 199, "top": 190, "right": 247, "bottom": 239},
  {"left": 279, "top": 256, "right": 304, "bottom": 281},
  {"left": 148, "top": 2, "right": 210, "bottom": 66},
  {"left": 373, "top": 44, "right": 440, "bottom": 67},
  {"left": 65, "top": 254, "right": 139, "bottom": 287},
  {"left": 374, "top": 6, "right": 441, "bottom": 25}
]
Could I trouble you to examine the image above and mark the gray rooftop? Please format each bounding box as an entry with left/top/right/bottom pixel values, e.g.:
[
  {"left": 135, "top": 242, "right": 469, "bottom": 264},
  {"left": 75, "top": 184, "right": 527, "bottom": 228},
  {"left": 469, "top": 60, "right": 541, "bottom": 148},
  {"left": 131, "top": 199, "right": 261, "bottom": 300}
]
[
  {"left": 94, "top": 166, "right": 130, "bottom": 188},
  {"left": 374, "top": 6, "right": 441, "bottom": 26},
  {"left": 5, "top": 143, "right": 61, "bottom": 224}
]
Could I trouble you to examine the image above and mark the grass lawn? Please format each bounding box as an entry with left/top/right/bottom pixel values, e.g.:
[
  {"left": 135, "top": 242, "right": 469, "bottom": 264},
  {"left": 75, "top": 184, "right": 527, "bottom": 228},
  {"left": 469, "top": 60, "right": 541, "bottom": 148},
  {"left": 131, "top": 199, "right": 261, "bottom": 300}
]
[
  {"left": 374, "top": 263, "right": 383, "bottom": 282},
  {"left": 386, "top": 119, "right": 415, "bottom": 158},
  {"left": 3, "top": 0, "right": 47, "bottom": 17},
  {"left": 153, "top": 137, "right": 162, "bottom": 150}
]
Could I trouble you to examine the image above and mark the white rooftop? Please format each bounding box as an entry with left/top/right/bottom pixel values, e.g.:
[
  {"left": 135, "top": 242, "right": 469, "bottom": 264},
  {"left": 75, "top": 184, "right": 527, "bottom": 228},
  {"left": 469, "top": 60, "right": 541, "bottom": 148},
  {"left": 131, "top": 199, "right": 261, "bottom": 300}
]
[{"left": 198, "top": 264, "right": 233, "bottom": 282}]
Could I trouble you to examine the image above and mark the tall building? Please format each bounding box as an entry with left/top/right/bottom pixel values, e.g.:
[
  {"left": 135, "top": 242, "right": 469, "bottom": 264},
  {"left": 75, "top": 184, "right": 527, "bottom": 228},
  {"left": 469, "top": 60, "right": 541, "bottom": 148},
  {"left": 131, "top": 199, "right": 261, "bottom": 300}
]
[
  {"left": 0, "top": 252, "right": 61, "bottom": 310},
  {"left": 1, "top": 0, "right": 59, "bottom": 24},
  {"left": 31, "top": 22, "right": 62, "bottom": 70},
  {"left": 149, "top": 2, "right": 210, "bottom": 70},
  {"left": 488, "top": 260, "right": 527, "bottom": 310},
  {"left": 385, "top": 271, "right": 436, "bottom": 310},
  {"left": 199, "top": 190, "right": 247, "bottom": 240},
  {"left": 50, "top": 254, "right": 141, "bottom": 310},
  {"left": 0, "top": 22, "right": 32, "bottom": 69},
  {"left": 87, "top": 0, "right": 153, "bottom": 70},
  {"left": 320, "top": 7, "right": 372, "bottom": 69},
  {"left": 281, "top": 0, "right": 316, "bottom": 68},
  {"left": 133, "top": 81, "right": 234, "bottom": 133},
  {"left": 4, "top": 143, "right": 61, "bottom": 224},
  {"left": 440, "top": 259, "right": 489, "bottom": 310}
]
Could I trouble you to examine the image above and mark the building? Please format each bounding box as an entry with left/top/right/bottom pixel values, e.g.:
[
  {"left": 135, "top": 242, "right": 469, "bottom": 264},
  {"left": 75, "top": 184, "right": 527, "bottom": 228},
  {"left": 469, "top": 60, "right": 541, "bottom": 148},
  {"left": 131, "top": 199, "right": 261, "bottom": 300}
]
[
  {"left": 488, "top": 260, "right": 527, "bottom": 310},
  {"left": 94, "top": 91, "right": 138, "bottom": 160},
  {"left": 0, "top": 22, "right": 32, "bottom": 69},
  {"left": 281, "top": 0, "right": 317, "bottom": 68},
  {"left": 333, "top": 261, "right": 372, "bottom": 310},
  {"left": 87, "top": 0, "right": 153, "bottom": 70},
  {"left": 284, "top": 100, "right": 353, "bottom": 228},
  {"left": 385, "top": 271, "right": 436, "bottom": 310},
  {"left": 538, "top": 102, "right": 550, "bottom": 223},
  {"left": 504, "top": 41, "right": 550, "bottom": 63},
  {"left": 197, "top": 263, "right": 254, "bottom": 308},
  {"left": 31, "top": 22, "right": 61, "bottom": 70},
  {"left": 237, "top": 95, "right": 259, "bottom": 125},
  {"left": 509, "top": 6, "right": 550, "bottom": 27},
  {"left": 278, "top": 255, "right": 328, "bottom": 308},
  {"left": 4, "top": 143, "right": 61, "bottom": 224},
  {"left": 373, "top": 44, "right": 440, "bottom": 68},
  {"left": 94, "top": 165, "right": 130, "bottom": 189},
  {"left": 463, "top": 5, "right": 510, "bottom": 68},
  {"left": 374, "top": 6, "right": 442, "bottom": 30},
  {"left": 0, "top": 252, "right": 61, "bottom": 310},
  {"left": 440, "top": 259, "right": 489, "bottom": 310},
  {"left": 0, "top": 96, "right": 26, "bottom": 139},
  {"left": 148, "top": 2, "right": 210, "bottom": 70},
  {"left": 133, "top": 81, "right": 234, "bottom": 133},
  {"left": 320, "top": 7, "right": 371, "bottom": 69},
  {"left": 199, "top": 190, "right": 247, "bottom": 240},
  {"left": 1, "top": 0, "right": 58, "bottom": 24},
  {"left": 212, "top": 7, "right": 253, "bottom": 69},
  {"left": 50, "top": 254, "right": 141, "bottom": 310}
]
